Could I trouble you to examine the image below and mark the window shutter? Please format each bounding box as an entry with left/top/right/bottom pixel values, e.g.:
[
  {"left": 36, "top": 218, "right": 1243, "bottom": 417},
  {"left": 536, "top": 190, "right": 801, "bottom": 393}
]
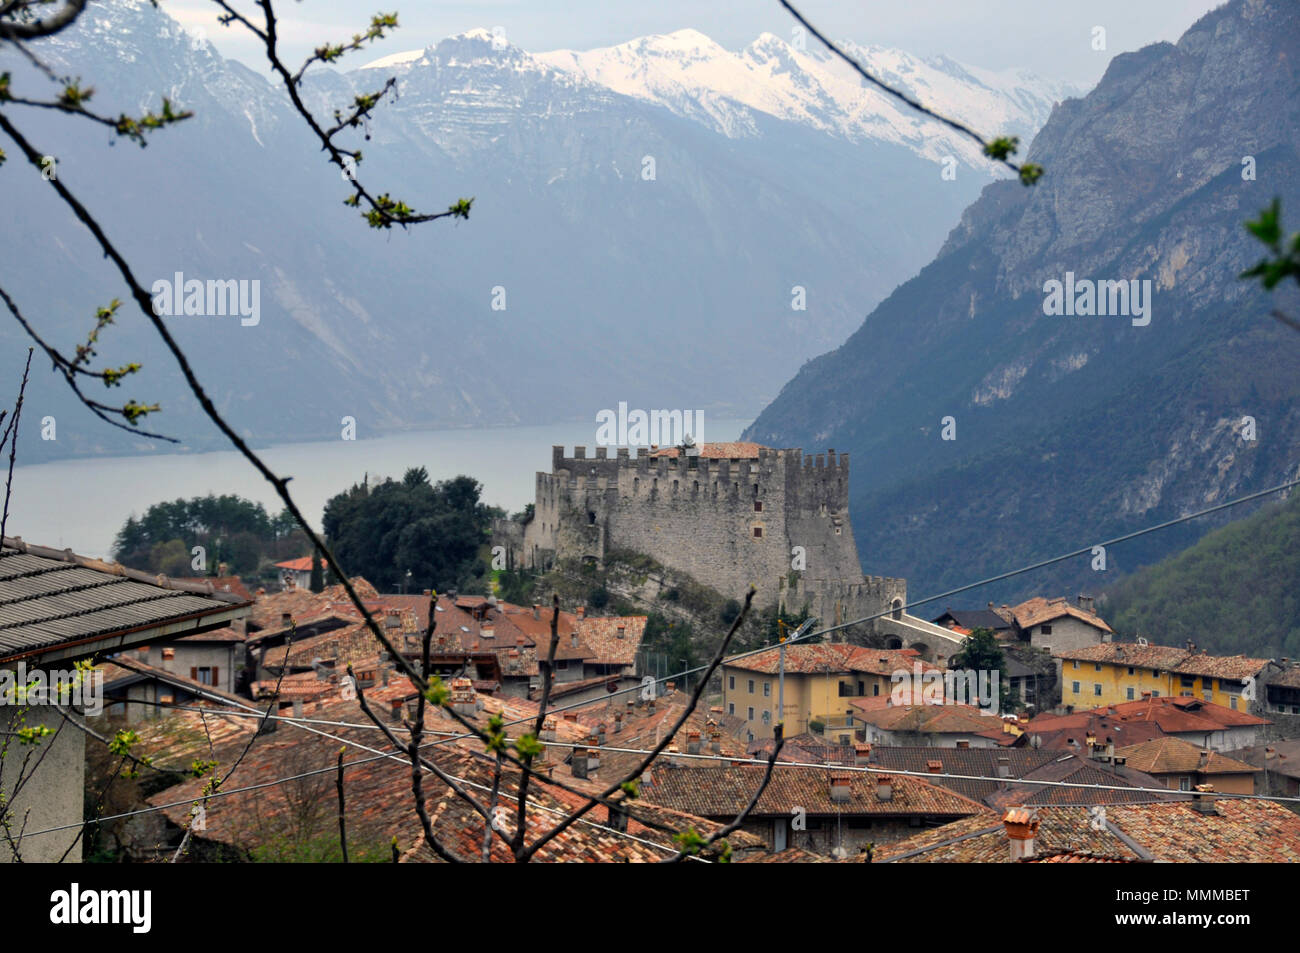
[
  {"left": 191, "top": 667, "right": 198, "bottom": 680},
  {"left": 213, "top": 666, "right": 220, "bottom": 687}
]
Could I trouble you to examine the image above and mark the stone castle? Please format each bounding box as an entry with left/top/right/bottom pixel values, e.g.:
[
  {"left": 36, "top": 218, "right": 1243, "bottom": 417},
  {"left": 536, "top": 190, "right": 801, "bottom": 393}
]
[{"left": 496, "top": 441, "right": 952, "bottom": 644}]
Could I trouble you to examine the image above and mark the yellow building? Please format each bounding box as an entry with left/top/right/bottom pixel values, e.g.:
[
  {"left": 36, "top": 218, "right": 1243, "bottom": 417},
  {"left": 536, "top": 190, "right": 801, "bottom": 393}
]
[
  {"left": 1055, "top": 642, "right": 1269, "bottom": 713},
  {"left": 720, "top": 644, "right": 940, "bottom": 740}
]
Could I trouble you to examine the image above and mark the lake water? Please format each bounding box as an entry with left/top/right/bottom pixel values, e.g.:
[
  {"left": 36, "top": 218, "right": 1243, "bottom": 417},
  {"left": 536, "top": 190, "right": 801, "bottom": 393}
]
[{"left": 8, "top": 419, "right": 749, "bottom": 560}]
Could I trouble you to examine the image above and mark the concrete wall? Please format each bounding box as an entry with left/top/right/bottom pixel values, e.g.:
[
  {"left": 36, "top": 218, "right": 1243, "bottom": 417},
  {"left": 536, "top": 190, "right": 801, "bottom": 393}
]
[
  {"left": 1029, "top": 617, "right": 1108, "bottom": 653},
  {"left": 0, "top": 702, "right": 84, "bottom": 862},
  {"left": 134, "top": 642, "right": 237, "bottom": 693}
]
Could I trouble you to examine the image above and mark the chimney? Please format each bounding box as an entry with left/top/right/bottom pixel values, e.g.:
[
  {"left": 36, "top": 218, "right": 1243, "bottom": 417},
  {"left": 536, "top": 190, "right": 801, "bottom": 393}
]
[
  {"left": 665, "top": 681, "right": 676, "bottom": 694},
  {"left": 570, "top": 632, "right": 579, "bottom": 647},
  {"left": 988, "top": 602, "right": 995, "bottom": 610},
  {"left": 687, "top": 730, "right": 701, "bottom": 755},
  {"left": 1003, "top": 808, "right": 1039, "bottom": 861},
  {"left": 829, "top": 776, "right": 851, "bottom": 803},
  {"left": 710, "top": 731, "right": 722, "bottom": 754},
  {"left": 576, "top": 606, "right": 585, "bottom": 619},
  {"left": 1192, "top": 783, "right": 1218, "bottom": 814},
  {"left": 586, "top": 742, "right": 601, "bottom": 772},
  {"left": 449, "top": 676, "right": 477, "bottom": 716},
  {"left": 422, "top": 589, "right": 431, "bottom": 597},
  {"left": 875, "top": 775, "right": 893, "bottom": 802},
  {"left": 540, "top": 718, "right": 557, "bottom": 742},
  {"left": 281, "top": 612, "right": 293, "bottom": 628},
  {"left": 571, "top": 749, "right": 589, "bottom": 779},
  {"left": 613, "top": 712, "right": 623, "bottom": 733},
  {"left": 532, "top": 604, "right": 540, "bottom": 621},
  {"left": 1076, "top": 594, "right": 1095, "bottom": 613},
  {"left": 854, "top": 743, "right": 872, "bottom": 766},
  {"left": 996, "top": 756, "right": 1010, "bottom": 779},
  {"left": 1198, "top": 749, "right": 1210, "bottom": 769},
  {"left": 292, "top": 699, "right": 304, "bottom": 719},
  {"left": 616, "top": 625, "right": 626, "bottom": 639},
  {"left": 217, "top": 561, "right": 229, "bottom": 576},
  {"left": 926, "top": 759, "right": 942, "bottom": 774},
  {"left": 596, "top": 723, "right": 607, "bottom": 746},
  {"left": 390, "top": 698, "right": 404, "bottom": 722}
]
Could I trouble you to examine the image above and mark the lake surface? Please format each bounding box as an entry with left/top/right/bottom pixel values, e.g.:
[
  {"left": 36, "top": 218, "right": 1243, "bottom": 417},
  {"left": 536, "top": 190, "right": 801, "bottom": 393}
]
[{"left": 8, "top": 420, "right": 749, "bottom": 560}]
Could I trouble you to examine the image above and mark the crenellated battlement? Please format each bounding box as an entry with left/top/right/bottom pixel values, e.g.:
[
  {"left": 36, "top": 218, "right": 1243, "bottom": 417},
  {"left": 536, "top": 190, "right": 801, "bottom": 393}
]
[{"left": 516, "top": 442, "right": 895, "bottom": 630}]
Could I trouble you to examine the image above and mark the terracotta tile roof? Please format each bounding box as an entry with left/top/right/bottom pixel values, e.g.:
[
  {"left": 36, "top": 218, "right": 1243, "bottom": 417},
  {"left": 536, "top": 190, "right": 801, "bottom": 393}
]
[
  {"left": 1027, "top": 696, "right": 1269, "bottom": 740},
  {"left": 273, "top": 557, "right": 316, "bottom": 572},
  {"left": 874, "top": 799, "right": 1300, "bottom": 863},
  {"left": 983, "top": 754, "right": 1179, "bottom": 808},
  {"left": 1056, "top": 641, "right": 1269, "bottom": 680},
  {"left": 1026, "top": 849, "right": 1141, "bottom": 863},
  {"left": 176, "top": 625, "right": 245, "bottom": 643},
  {"left": 1267, "top": 665, "right": 1300, "bottom": 689},
  {"left": 208, "top": 576, "right": 253, "bottom": 602},
  {"left": 573, "top": 616, "right": 646, "bottom": 668},
  {"left": 848, "top": 697, "right": 1004, "bottom": 734},
  {"left": 650, "top": 442, "right": 766, "bottom": 458},
  {"left": 1116, "top": 737, "right": 1258, "bottom": 776},
  {"left": 642, "top": 763, "right": 988, "bottom": 819},
  {"left": 865, "top": 747, "right": 1061, "bottom": 801},
  {"left": 1010, "top": 596, "right": 1113, "bottom": 633},
  {"left": 562, "top": 690, "right": 752, "bottom": 780},
  {"left": 724, "top": 644, "right": 932, "bottom": 676}
]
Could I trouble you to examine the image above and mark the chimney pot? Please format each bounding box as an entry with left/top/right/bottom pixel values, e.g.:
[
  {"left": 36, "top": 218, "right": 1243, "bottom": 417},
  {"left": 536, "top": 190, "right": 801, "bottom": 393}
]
[
  {"left": 1003, "top": 808, "right": 1039, "bottom": 860},
  {"left": 874, "top": 775, "right": 893, "bottom": 802},
  {"left": 830, "top": 776, "right": 852, "bottom": 803}
]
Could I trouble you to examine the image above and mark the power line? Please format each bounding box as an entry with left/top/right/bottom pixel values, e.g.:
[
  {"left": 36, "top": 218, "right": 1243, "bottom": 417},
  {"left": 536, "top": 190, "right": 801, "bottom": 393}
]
[{"left": 22, "top": 478, "right": 1294, "bottom": 848}]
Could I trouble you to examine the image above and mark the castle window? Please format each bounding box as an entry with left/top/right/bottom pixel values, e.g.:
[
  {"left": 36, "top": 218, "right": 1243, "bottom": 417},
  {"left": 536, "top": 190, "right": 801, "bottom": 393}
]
[
  {"left": 587, "top": 510, "right": 596, "bottom": 525},
  {"left": 672, "top": 480, "right": 678, "bottom": 493},
  {"left": 754, "top": 501, "right": 763, "bottom": 512},
  {"left": 753, "top": 527, "right": 763, "bottom": 538},
  {"left": 835, "top": 527, "right": 841, "bottom": 535},
  {"left": 753, "top": 484, "right": 759, "bottom": 497}
]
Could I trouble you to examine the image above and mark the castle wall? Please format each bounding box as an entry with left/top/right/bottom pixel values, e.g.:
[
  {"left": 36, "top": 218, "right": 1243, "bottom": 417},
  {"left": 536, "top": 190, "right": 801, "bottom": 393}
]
[{"left": 512, "top": 446, "right": 900, "bottom": 628}]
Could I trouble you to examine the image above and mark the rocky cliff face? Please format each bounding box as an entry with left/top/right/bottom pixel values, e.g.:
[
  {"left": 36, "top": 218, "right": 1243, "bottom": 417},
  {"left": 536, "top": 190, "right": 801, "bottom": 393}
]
[{"left": 745, "top": 0, "right": 1300, "bottom": 603}]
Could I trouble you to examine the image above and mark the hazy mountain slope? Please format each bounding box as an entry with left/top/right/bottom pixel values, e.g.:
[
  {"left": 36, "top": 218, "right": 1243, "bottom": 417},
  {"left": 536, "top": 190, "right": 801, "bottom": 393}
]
[
  {"left": 744, "top": 0, "right": 1300, "bottom": 604},
  {"left": 0, "top": 0, "right": 1070, "bottom": 463},
  {"left": 1099, "top": 492, "right": 1300, "bottom": 659}
]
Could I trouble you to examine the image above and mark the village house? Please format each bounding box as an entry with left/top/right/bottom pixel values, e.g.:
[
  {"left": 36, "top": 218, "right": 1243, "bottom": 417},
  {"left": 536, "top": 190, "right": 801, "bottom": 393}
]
[
  {"left": 1229, "top": 740, "right": 1300, "bottom": 798},
  {"left": 100, "top": 656, "right": 251, "bottom": 722},
  {"left": 1000, "top": 595, "right": 1113, "bottom": 652},
  {"left": 640, "top": 761, "right": 987, "bottom": 857},
  {"left": 1116, "top": 736, "right": 1258, "bottom": 795},
  {"left": 0, "top": 537, "right": 249, "bottom": 862},
  {"left": 720, "top": 644, "right": 939, "bottom": 741},
  {"left": 1024, "top": 694, "right": 1270, "bottom": 753},
  {"left": 272, "top": 556, "right": 315, "bottom": 590},
  {"left": 930, "top": 605, "right": 1017, "bottom": 639},
  {"left": 848, "top": 696, "right": 1013, "bottom": 748},
  {"left": 1055, "top": 641, "right": 1270, "bottom": 712}
]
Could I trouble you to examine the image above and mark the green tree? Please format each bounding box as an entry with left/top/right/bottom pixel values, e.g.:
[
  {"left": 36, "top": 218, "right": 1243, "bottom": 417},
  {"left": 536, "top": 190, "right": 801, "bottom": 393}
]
[
  {"left": 948, "top": 627, "right": 1010, "bottom": 713},
  {"left": 322, "top": 469, "right": 492, "bottom": 592}
]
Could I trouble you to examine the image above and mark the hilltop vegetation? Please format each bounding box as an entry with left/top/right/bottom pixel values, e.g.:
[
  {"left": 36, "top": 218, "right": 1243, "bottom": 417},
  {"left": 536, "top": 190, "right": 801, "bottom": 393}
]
[{"left": 1099, "top": 493, "right": 1300, "bottom": 658}]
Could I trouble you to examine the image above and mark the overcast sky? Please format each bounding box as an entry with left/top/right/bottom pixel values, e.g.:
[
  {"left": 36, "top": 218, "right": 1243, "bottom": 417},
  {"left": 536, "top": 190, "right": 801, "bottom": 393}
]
[{"left": 165, "top": 0, "right": 1226, "bottom": 87}]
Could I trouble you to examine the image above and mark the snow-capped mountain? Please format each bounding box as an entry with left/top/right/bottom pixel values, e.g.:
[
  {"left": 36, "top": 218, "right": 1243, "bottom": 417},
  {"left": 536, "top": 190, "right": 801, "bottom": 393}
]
[
  {"left": 3, "top": 1, "right": 1078, "bottom": 463},
  {"left": 365, "top": 28, "right": 1074, "bottom": 169}
]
